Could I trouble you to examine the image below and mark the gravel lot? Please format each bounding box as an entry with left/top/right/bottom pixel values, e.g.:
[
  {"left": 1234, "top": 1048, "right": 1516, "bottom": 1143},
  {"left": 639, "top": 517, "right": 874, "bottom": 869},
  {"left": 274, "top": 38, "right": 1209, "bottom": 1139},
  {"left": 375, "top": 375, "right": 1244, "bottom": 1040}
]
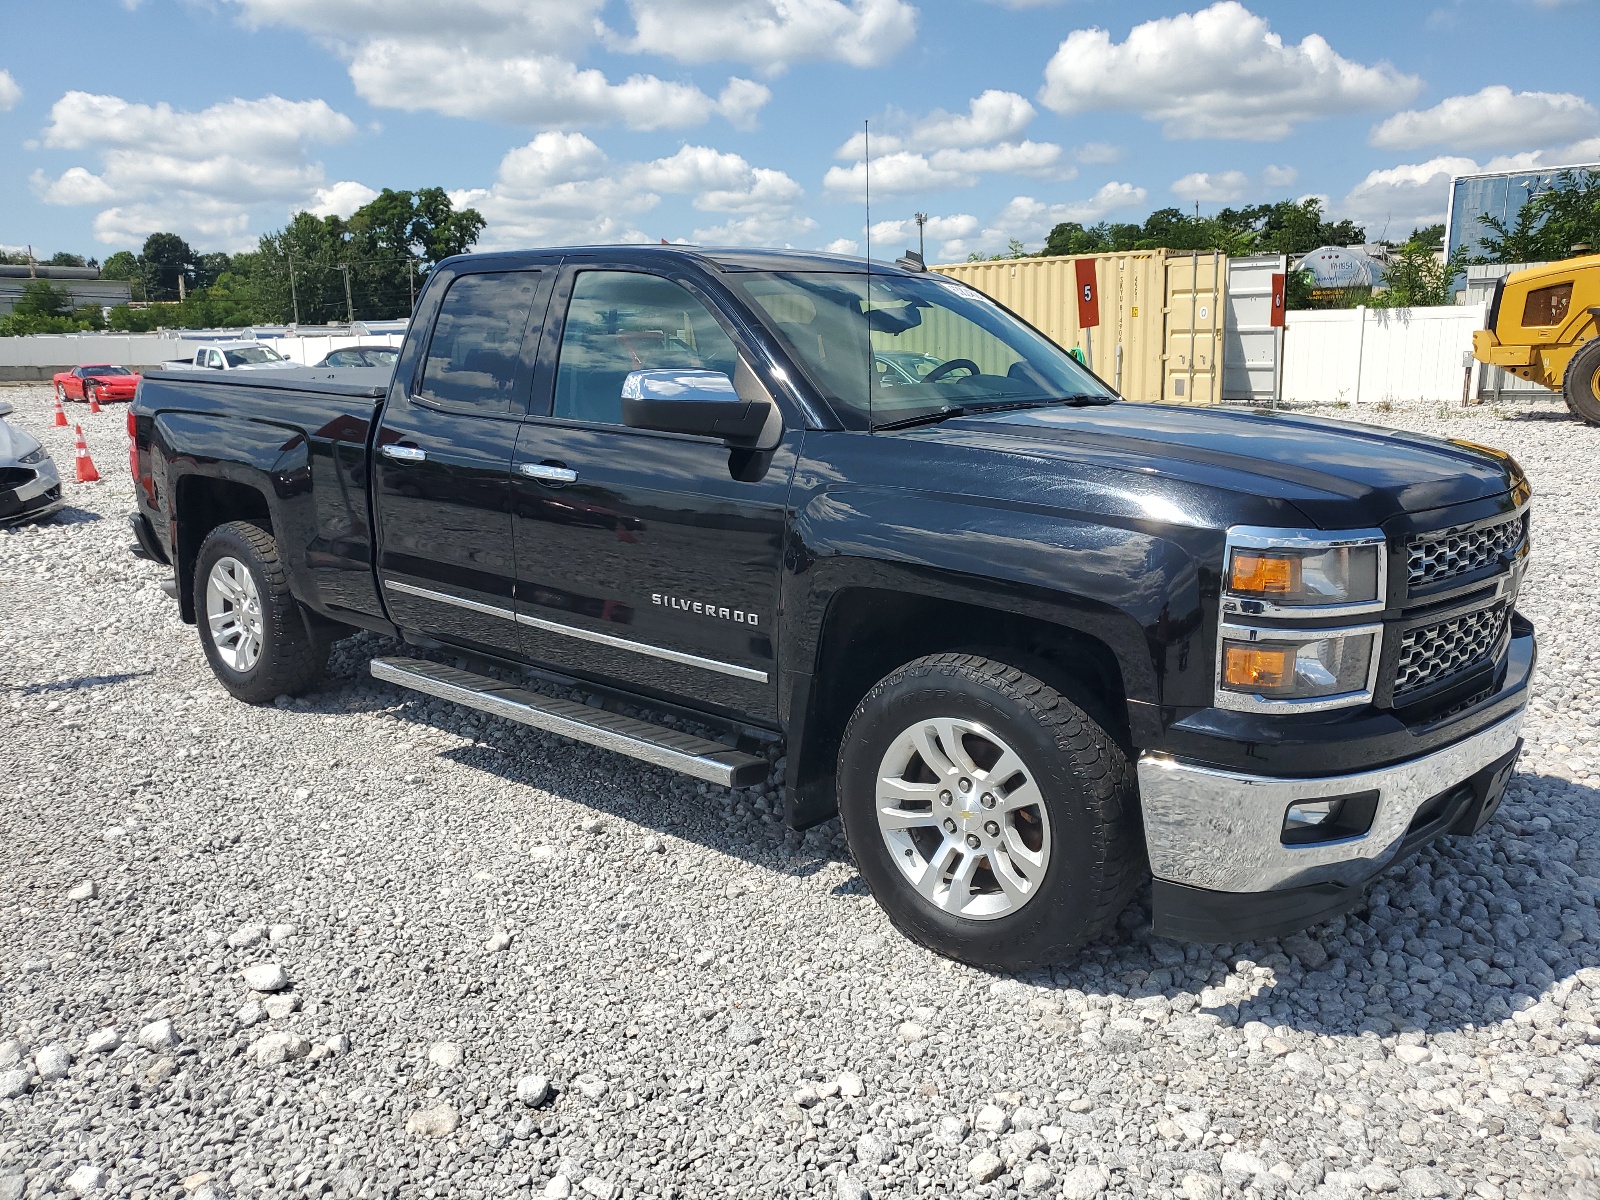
[{"left": 2, "top": 381, "right": 1599, "bottom": 1200}]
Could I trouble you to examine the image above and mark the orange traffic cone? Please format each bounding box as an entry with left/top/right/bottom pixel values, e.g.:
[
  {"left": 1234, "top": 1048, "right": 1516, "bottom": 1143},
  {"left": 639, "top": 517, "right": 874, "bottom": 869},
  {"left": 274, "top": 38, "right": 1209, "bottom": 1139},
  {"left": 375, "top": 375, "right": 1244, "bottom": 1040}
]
[
  {"left": 72, "top": 424, "right": 100, "bottom": 483},
  {"left": 88, "top": 389, "right": 102, "bottom": 414},
  {"left": 52, "top": 392, "right": 68, "bottom": 427}
]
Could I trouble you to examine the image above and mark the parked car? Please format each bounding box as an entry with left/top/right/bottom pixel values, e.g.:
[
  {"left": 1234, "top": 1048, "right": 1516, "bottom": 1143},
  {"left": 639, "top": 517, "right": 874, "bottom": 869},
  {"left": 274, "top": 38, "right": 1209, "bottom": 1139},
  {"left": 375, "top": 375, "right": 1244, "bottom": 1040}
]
[
  {"left": 52, "top": 364, "right": 140, "bottom": 404},
  {"left": 161, "top": 342, "right": 300, "bottom": 372},
  {"left": 0, "top": 399, "right": 64, "bottom": 525},
  {"left": 313, "top": 345, "right": 400, "bottom": 370},
  {"left": 128, "top": 246, "right": 1535, "bottom": 969}
]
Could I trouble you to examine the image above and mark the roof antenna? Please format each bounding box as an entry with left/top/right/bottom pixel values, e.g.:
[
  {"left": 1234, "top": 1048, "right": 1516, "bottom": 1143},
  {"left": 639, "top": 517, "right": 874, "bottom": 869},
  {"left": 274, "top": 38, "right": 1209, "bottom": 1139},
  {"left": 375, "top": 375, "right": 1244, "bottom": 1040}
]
[{"left": 865, "top": 118, "right": 874, "bottom": 433}]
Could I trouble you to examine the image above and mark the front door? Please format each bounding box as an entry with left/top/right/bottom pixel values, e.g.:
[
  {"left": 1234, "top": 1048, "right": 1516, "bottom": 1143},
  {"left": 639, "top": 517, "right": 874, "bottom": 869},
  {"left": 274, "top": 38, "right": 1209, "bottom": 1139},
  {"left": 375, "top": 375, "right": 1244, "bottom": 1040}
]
[
  {"left": 373, "top": 268, "right": 547, "bottom": 657},
  {"left": 510, "top": 265, "right": 795, "bottom": 720}
]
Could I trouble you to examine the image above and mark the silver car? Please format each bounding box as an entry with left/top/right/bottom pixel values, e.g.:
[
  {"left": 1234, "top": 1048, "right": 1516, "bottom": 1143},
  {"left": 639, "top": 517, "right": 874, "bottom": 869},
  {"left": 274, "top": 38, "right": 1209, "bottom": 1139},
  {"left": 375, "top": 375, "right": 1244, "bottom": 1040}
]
[{"left": 0, "top": 399, "right": 64, "bottom": 525}]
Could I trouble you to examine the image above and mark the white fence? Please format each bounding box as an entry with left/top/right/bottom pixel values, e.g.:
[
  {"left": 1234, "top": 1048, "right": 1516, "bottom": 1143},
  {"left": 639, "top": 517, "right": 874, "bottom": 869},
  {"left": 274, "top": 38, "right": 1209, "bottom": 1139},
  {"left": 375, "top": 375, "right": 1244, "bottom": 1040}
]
[
  {"left": 1281, "top": 304, "right": 1486, "bottom": 406},
  {"left": 0, "top": 326, "right": 406, "bottom": 379}
]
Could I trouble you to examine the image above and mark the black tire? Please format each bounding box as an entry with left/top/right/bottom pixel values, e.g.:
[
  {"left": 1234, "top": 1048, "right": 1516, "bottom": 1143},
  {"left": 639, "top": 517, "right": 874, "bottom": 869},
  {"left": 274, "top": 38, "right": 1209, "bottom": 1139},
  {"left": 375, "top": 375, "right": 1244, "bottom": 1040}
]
[
  {"left": 194, "top": 521, "right": 328, "bottom": 704},
  {"left": 837, "top": 652, "right": 1145, "bottom": 971},
  {"left": 1562, "top": 338, "right": 1600, "bottom": 426}
]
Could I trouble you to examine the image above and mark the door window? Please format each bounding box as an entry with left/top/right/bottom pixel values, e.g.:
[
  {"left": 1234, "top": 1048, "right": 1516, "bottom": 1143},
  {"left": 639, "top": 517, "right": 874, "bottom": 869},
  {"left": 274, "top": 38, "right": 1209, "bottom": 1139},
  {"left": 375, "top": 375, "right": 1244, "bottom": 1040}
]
[
  {"left": 1522, "top": 282, "right": 1572, "bottom": 327},
  {"left": 418, "top": 271, "right": 539, "bottom": 413},
  {"left": 553, "top": 271, "right": 740, "bottom": 426}
]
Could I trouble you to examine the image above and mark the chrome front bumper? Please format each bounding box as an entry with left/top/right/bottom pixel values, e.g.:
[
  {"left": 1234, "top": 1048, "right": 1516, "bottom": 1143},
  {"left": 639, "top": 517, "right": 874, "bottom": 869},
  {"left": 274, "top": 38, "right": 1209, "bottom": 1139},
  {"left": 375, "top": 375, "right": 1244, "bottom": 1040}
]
[{"left": 1136, "top": 708, "right": 1525, "bottom": 894}]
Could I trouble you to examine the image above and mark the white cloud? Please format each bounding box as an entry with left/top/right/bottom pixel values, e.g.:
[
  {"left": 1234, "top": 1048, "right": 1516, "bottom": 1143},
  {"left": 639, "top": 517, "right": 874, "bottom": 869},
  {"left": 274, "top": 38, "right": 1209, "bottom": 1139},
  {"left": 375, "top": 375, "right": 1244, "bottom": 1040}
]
[
  {"left": 1170, "top": 165, "right": 1300, "bottom": 202},
  {"left": 308, "top": 180, "right": 379, "bottom": 218},
  {"left": 1371, "top": 86, "right": 1599, "bottom": 152},
  {"left": 346, "top": 41, "right": 768, "bottom": 130},
  {"left": 613, "top": 0, "right": 917, "bottom": 71},
  {"left": 462, "top": 131, "right": 807, "bottom": 249},
  {"left": 823, "top": 237, "right": 859, "bottom": 254},
  {"left": 1075, "top": 141, "right": 1121, "bottom": 164},
  {"left": 34, "top": 91, "right": 360, "bottom": 248},
  {"left": 228, "top": 0, "right": 837, "bottom": 130},
  {"left": 826, "top": 92, "right": 1067, "bottom": 198},
  {"left": 689, "top": 212, "right": 819, "bottom": 247},
  {"left": 1171, "top": 170, "right": 1250, "bottom": 202},
  {"left": 959, "top": 183, "right": 1150, "bottom": 256},
  {"left": 1341, "top": 155, "right": 1477, "bottom": 233},
  {"left": 0, "top": 70, "right": 20, "bottom": 113},
  {"left": 1039, "top": 2, "right": 1421, "bottom": 140},
  {"left": 837, "top": 90, "right": 1036, "bottom": 158},
  {"left": 823, "top": 152, "right": 971, "bottom": 200},
  {"left": 866, "top": 212, "right": 980, "bottom": 260}
]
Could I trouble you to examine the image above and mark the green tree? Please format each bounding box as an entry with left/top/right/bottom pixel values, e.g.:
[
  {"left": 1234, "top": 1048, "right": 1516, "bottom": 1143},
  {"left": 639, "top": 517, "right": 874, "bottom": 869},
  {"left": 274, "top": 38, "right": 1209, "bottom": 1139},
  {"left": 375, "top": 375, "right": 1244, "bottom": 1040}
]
[
  {"left": 0, "top": 280, "right": 104, "bottom": 336},
  {"left": 100, "top": 250, "right": 139, "bottom": 280},
  {"left": 13, "top": 279, "right": 75, "bottom": 318},
  {"left": 1374, "top": 243, "right": 1469, "bottom": 308},
  {"left": 48, "top": 252, "right": 87, "bottom": 267},
  {"left": 139, "top": 232, "right": 199, "bottom": 300}
]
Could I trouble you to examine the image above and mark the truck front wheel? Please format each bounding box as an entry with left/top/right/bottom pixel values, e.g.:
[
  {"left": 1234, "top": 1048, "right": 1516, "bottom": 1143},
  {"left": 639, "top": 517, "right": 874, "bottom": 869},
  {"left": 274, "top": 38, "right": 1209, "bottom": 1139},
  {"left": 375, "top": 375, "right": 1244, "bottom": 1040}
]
[
  {"left": 1563, "top": 338, "right": 1600, "bottom": 427},
  {"left": 194, "top": 521, "right": 329, "bottom": 704},
  {"left": 837, "top": 653, "right": 1145, "bottom": 971}
]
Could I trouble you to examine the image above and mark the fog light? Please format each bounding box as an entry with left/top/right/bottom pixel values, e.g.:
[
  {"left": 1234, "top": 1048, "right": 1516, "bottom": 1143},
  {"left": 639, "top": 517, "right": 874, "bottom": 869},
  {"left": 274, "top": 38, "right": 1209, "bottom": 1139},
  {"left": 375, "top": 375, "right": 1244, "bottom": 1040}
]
[
  {"left": 1285, "top": 798, "right": 1342, "bottom": 829},
  {"left": 1280, "top": 789, "right": 1380, "bottom": 846}
]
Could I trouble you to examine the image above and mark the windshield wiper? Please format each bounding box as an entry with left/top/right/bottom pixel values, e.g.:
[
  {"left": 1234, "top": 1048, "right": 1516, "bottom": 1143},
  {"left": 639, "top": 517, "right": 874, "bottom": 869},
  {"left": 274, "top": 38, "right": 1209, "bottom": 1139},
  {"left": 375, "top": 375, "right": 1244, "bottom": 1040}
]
[
  {"left": 961, "top": 395, "right": 1116, "bottom": 417},
  {"left": 873, "top": 404, "right": 966, "bottom": 431}
]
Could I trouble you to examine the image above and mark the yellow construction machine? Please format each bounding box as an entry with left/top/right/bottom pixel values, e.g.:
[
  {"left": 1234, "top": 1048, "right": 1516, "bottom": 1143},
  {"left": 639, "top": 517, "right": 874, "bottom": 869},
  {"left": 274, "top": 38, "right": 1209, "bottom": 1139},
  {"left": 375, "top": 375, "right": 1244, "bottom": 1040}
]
[{"left": 1473, "top": 253, "right": 1600, "bottom": 423}]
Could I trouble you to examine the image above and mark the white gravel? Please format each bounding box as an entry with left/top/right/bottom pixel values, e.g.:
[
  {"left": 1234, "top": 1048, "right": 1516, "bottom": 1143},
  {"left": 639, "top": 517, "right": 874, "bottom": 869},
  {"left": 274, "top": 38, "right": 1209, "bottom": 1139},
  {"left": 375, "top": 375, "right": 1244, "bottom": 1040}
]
[{"left": 2, "top": 382, "right": 1599, "bottom": 1200}]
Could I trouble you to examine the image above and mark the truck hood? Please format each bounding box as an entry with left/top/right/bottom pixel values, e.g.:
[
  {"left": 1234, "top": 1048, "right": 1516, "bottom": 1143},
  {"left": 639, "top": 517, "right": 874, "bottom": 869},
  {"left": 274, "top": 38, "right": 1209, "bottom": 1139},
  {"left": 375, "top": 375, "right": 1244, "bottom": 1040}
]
[{"left": 911, "top": 402, "right": 1521, "bottom": 528}]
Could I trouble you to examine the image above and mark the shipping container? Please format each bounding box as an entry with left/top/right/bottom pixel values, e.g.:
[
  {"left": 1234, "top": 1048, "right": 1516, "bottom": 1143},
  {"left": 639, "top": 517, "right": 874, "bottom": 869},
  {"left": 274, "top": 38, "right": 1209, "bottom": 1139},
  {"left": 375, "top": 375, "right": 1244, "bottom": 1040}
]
[
  {"left": 932, "top": 253, "right": 1172, "bottom": 402},
  {"left": 1162, "top": 250, "right": 1226, "bottom": 405}
]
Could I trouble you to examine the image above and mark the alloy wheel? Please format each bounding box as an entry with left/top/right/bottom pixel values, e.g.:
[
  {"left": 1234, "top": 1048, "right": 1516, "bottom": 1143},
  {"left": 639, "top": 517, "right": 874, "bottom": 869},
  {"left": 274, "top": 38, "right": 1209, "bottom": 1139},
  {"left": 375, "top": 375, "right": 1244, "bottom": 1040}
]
[
  {"left": 205, "top": 556, "right": 264, "bottom": 672},
  {"left": 874, "top": 716, "right": 1053, "bottom": 920}
]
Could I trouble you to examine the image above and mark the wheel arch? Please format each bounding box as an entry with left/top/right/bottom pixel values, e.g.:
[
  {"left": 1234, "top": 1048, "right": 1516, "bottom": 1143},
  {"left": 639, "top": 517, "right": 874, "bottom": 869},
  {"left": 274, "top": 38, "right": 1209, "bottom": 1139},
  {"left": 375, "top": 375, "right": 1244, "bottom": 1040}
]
[
  {"left": 173, "top": 474, "right": 272, "bottom": 623},
  {"left": 783, "top": 584, "right": 1140, "bottom": 830}
]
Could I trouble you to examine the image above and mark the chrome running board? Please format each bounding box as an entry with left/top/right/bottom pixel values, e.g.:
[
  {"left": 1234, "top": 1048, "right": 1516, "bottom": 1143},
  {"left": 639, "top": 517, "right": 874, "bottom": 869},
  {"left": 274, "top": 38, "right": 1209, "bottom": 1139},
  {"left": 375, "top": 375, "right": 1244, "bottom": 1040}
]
[{"left": 369, "top": 657, "right": 768, "bottom": 788}]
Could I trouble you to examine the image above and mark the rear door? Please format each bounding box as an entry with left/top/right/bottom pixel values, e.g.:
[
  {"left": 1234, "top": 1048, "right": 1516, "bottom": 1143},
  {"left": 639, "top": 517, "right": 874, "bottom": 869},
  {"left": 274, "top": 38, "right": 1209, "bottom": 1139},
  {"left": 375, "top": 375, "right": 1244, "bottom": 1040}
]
[
  {"left": 509, "top": 261, "right": 797, "bottom": 720},
  {"left": 373, "top": 267, "right": 551, "bottom": 657}
]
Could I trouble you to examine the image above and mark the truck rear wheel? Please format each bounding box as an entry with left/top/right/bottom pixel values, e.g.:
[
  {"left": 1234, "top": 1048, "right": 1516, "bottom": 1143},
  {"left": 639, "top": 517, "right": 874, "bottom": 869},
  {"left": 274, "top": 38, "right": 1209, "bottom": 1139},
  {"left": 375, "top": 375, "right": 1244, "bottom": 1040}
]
[
  {"left": 1562, "top": 338, "right": 1600, "bottom": 426},
  {"left": 837, "top": 653, "right": 1145, "bottom": 970},
  {"left": 194, "top": 521, "right": 328, "bottom": 704}
]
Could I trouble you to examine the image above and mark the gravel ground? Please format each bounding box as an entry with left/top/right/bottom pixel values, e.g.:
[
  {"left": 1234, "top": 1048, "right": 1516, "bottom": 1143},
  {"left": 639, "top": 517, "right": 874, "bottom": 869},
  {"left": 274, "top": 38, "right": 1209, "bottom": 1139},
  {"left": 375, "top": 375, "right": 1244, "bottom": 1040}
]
[{"left": 2, "top": 381, "right": 1599, "bottom": 1200}]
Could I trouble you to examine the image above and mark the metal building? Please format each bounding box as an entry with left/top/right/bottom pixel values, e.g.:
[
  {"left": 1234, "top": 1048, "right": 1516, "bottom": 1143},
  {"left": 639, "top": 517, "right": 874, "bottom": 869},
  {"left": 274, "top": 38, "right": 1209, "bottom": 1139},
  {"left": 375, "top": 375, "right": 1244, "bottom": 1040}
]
[
  {"left": 0, "top": 264, "right": 133, "bottom": 315},
  {"left": 1445, "top": 164, "right": 1600, "bottom": 265}
]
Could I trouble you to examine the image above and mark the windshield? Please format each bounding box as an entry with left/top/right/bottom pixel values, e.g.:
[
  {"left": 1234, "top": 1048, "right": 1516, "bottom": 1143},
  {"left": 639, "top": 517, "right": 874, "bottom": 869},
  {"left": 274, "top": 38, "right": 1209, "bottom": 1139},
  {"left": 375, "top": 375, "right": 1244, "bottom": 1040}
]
[
  {"left": 224, "top": 346, "right": 286, "bottom": 366},
  {"left": 367, "top": 347, "right": 398, "bottom": 363},
  {"left": 729, "top": 271, "right": 1116, "bottom": 429},
  {"left": 85, "top": 366, "right": 131, "bottom": 377}
]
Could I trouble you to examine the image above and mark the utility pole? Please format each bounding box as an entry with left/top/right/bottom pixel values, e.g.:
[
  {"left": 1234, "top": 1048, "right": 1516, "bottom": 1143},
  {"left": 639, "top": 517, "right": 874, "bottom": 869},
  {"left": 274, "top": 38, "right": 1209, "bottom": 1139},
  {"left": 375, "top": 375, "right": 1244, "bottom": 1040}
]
[
  {"left": 287, "top": 257, "right": 300, "bottom": 326},
  {"left": 408, "top": 258, "right": 416, "bottom": 313},
  {"left": 914, "top": 212, "right": 928, "bottom": 261},
  {"left": 177, "top": 266, "right": 187, "bottom": 303},
  {"left": 338, "top": 264, "right": 354, "bottom": 325}
]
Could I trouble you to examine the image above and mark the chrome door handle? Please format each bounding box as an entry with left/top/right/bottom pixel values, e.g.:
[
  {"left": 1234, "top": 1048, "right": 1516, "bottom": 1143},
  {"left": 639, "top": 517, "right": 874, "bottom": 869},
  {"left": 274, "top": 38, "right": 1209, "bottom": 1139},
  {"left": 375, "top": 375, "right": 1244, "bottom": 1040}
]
[
  {"left": 381, "top": 444, "right": 426, "bottom": 462},
  {"left": 518, "top": 462, "right": 578, "bottom": 484}
]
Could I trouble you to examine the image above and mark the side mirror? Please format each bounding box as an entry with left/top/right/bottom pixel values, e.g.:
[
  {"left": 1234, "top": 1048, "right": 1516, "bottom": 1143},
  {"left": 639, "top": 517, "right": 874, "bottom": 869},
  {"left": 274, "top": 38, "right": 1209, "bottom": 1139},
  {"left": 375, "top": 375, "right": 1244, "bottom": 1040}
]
[
  {"left": 0, "top": 400, "right": 13, "bottom": 418},
  {"left": 621, "top": 369, "right": 773, "bottom": 445}
]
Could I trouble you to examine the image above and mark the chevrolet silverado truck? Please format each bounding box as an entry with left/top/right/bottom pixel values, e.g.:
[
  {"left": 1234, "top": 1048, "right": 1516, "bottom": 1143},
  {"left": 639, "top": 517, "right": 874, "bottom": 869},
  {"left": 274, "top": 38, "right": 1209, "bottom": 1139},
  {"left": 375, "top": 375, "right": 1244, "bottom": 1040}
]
[{"left": 128, "top": 247, "right": 1536, "bottom": 970}]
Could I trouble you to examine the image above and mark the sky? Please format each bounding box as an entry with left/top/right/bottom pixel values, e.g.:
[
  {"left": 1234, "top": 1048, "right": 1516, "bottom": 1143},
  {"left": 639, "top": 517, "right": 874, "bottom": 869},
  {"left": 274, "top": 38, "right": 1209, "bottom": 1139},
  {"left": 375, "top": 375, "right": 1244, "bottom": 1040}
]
[{"left": 2, "top": 0, "right": 1598, "bottom": 264}]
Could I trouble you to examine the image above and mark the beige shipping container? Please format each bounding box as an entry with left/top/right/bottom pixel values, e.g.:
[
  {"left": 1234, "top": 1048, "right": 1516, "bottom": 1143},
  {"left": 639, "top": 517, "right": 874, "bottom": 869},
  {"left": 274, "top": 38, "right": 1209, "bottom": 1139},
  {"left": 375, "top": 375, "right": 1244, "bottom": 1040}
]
[
  {"left": 1162, "top": 250, "right": 1226, "bottom": 405},
  {"left": 932, "top": 253, "right": 1171, "bottom": 402},
  {"left": 934, "top": 250, "right": 1237, "bottom": 405}
]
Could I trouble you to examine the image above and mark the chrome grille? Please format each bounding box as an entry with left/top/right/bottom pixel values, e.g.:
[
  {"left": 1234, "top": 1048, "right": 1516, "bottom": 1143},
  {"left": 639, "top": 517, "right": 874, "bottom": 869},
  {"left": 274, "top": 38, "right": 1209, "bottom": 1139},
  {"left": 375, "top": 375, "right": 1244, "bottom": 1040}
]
[
  {"left": 1408, "top": 513, "right": 1525, "bottom": 590},
  {"left": 1394, "top": 604, "right": 1509, "bottom": 698}
]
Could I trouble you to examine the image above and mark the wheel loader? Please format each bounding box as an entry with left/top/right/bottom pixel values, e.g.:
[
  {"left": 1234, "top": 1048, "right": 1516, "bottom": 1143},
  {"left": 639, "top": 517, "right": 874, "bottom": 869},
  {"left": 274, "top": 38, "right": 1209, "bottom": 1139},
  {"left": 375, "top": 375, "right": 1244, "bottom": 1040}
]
[{"left": 1472, "top": 253, "right": 1600, "bottom": 423}]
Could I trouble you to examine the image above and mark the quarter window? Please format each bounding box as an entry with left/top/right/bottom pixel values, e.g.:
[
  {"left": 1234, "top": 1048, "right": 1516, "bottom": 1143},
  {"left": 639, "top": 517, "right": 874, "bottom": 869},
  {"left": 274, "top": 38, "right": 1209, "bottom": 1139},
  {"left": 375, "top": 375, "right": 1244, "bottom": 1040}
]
[
  {"left": 418, "top": 271, "right": 540, "bottom": 412},
  {"left": 1522, "top": 282, "right": 1572, "bottom": 327},
  {"left": 553, "top": 271, "right": 740, "bottom": 426}
]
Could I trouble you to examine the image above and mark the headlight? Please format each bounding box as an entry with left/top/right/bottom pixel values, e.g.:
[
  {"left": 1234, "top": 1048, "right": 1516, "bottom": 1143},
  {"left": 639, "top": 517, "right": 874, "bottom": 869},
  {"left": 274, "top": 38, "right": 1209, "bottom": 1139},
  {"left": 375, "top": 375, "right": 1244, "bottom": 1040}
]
[
  {"left": 18, "top": 447, "right": 48, "bottom": 465},
  {"left": 1218, "top": 625, "right": 1379, "bottom": 708},
  {"left": 1223, "top": 527, "right": 1386, "bottom": 616}
]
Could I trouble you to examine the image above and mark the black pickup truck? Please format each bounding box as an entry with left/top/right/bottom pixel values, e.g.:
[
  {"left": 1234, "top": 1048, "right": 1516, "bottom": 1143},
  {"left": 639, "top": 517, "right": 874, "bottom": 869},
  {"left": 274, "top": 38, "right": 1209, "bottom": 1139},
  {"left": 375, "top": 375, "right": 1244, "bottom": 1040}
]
[{"left": 129, "top": 246, "right": 1535, "bottom": 969}]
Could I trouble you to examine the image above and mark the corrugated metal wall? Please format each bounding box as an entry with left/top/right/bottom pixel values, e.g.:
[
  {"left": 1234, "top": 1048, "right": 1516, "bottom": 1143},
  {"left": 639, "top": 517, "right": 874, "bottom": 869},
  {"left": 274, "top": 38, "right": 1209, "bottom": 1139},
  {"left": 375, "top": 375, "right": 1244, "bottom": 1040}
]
[{"left": 933, "top": 253, "right": 1172, "bottom": 402}]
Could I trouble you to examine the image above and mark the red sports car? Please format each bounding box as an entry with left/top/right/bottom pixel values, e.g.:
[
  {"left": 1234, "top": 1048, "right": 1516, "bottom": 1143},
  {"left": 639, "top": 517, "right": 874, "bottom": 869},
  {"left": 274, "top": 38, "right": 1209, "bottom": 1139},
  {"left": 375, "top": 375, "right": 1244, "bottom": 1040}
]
[{"left": 53, "top": 364, "right": 141, "bottom": 404}]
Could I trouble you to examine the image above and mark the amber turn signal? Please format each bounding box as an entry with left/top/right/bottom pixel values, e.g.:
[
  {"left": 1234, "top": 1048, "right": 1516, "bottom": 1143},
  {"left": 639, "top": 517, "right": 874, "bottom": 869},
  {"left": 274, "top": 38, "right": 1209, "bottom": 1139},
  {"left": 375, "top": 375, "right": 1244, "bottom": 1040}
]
[
  {"left": 1228, "top": 550, "right": 1300, "bottom": 596},
  {"left": 1222, "top": 644, "right": 1292, "bottom": 689}
]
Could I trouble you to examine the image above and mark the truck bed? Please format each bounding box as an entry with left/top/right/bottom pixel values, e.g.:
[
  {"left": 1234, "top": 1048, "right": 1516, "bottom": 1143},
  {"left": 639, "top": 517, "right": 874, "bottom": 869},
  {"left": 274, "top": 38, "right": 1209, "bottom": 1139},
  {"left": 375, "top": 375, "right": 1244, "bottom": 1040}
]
[{"left": 135, "top": 368, "right": 392, "bottom": 628}]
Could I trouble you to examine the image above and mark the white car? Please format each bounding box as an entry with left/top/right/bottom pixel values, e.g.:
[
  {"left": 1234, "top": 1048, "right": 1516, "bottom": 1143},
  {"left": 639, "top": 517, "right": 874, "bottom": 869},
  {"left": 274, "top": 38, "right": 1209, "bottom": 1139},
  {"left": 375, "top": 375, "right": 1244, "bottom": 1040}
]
[{"left": 166, "top": 342, "right": 301, "bottom": 372}]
